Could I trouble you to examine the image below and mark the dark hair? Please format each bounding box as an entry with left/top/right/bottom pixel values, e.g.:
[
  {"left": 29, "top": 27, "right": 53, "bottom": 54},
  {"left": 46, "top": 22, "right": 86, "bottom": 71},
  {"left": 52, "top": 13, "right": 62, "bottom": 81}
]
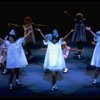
[
  {"left": 7, "top": 34, "right": 17, "bottom": 41},
  {"left": 51, "top": 36, "right": 59, "bottom": 43}
]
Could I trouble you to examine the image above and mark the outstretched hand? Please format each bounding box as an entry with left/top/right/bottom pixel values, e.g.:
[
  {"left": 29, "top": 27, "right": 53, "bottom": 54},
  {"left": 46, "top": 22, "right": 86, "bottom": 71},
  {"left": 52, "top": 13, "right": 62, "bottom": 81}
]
[
  {"left": 70, "top": 29, "right": 76, "bottom": 33},
  {"left": 85, "top": 26, "right": 91, "bottom": 31},
  {"left": 8, "top": 23, "right": 12, "bottom": 27},
  {"left": 34, "top": 28, "right": 41, "bottom": 32},
  {"left": 85, "top": 26, "right": 97, "bottom": 37},
  {"left": 8, "top": 23, "right": 20, "bottom": 27}
]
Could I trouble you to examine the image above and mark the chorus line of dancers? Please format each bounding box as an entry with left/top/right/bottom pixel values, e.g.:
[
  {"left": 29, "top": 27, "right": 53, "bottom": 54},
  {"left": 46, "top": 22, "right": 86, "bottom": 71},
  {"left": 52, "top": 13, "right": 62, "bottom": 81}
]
[{"left": 0, "top": 13, "right": 100, "bottom": 91}]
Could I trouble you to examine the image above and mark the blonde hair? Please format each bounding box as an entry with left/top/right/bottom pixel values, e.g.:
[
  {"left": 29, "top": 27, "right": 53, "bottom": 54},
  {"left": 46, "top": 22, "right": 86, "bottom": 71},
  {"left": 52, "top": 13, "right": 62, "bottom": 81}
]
[
  {"left": 62, "top": 41, "right": 67, "bottom": 48},
  {"left": 63, "top": 41, "right": 66, "bottom": 45},
  {"left": 76, "top": 12, "right": 83, "bottom": 18}
]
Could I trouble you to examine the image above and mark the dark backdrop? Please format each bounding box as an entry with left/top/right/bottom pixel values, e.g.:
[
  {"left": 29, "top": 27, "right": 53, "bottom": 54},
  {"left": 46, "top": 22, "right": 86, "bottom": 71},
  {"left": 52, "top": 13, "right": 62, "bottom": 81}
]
[{"left": 0, "top": 1, "right": 100, "bottom": 42}]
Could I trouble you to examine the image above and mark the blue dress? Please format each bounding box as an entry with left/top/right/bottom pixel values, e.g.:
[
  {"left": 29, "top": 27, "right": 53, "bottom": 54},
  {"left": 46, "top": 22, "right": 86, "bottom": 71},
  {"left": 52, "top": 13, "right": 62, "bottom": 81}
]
[{"left": 71, "top": 19, "right": 87, "bottom": 42}]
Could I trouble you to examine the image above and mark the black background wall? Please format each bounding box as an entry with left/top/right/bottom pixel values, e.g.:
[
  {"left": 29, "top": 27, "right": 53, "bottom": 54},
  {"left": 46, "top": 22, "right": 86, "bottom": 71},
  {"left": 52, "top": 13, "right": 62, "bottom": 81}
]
[{"left": 0, "top": 1, "right": 100, "bottom": 42}]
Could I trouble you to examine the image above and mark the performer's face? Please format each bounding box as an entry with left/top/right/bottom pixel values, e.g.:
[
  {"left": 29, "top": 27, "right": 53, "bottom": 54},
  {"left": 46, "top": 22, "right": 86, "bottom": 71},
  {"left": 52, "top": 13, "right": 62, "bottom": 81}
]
[
  {"left": 2, "top": 50, "right": 6, "bottom": 56},
  {"left": 62, "top": 44, "right": 66, "bottom": 49},
  {"left": 9, "top": 36, "right": 15, "bottom": 43},
  {"left": 25, "top": 21, "right": 31, "bottom": 26},
  {"left": 52, "top": 39, "right": 57, "bottom": 44},
  {"left": 51, "top": 37, "right": 59, "bottom": 44}
]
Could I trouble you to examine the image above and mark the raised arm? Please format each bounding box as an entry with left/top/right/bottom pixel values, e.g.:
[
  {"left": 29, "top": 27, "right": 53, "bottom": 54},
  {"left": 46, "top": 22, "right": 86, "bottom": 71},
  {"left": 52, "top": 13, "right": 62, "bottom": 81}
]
[
  {"left": 24, "top": 30, "right": 32, "bottom": 39},
  {"left": 86, "top": 26, "right": 97, "bottom": 38},
  {"left": 8, "top": 23, "right": 21, "bottom": 27},
  {"left": 32, "top": 23, "right": 47, "bottom": 27},
  {"left": 35, "top": 28, "right": 47, "bottom": 41},
  {"left": 70, "top": 48, "right": 83, "bottom": 52},
  {"left": 63, "top": 29, "right": 75, "bottom": 40}
]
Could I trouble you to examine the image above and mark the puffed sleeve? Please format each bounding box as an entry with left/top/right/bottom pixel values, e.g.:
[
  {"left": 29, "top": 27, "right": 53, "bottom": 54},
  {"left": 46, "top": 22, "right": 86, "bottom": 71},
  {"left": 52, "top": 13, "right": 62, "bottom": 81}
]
[
  {"left": 43, "top": 40, "right": 49, "bottom": 45},
  {"left": 4, "top": 40, "right": 10, "bottom": 46},
  {"left": 17, "top": 37, "right": 24, "bottom": 44},
  {"left": 58, "top": 38, "right": 63, "bottom": 44}
]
